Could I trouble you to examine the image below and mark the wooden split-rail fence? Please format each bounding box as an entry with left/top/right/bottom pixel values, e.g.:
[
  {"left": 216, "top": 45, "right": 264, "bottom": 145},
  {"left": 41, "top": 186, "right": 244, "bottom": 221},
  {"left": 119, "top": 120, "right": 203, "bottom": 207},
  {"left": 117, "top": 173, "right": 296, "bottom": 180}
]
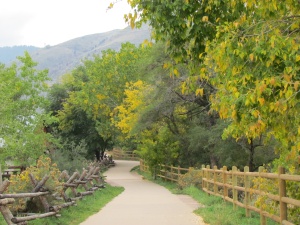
[
  {"left": 111, "top": 149, "right": 139, "bottom": 161},
  {"left": 140, "top": 160, "right": 300, "bottom": 225},
  {"left": 0, "top": 165, "right": 106, "bottom": 225}
]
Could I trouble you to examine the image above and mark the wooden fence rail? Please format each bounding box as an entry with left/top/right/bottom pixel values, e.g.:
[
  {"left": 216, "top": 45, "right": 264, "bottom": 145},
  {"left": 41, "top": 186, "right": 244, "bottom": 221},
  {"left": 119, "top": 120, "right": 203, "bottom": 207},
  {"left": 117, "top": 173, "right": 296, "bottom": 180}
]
[
  {"left": 0, "top": 163, "right": 106, "bottom": 225},
  {"left": 140, "top": 160, "right": 190, "bottom": 182},
  {"left": 111, "top": 149, "right": 139, "bottom": 161},
  {"left": 140, "top": 160, "right": 300, "bottom": 225}
]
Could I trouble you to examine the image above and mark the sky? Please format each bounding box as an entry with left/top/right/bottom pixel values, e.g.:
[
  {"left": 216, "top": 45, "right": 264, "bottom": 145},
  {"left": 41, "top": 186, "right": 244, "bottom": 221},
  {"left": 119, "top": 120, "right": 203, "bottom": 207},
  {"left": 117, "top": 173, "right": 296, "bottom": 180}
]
[{"left": 0, "top": 0, "right": 132, "bottom": 47}]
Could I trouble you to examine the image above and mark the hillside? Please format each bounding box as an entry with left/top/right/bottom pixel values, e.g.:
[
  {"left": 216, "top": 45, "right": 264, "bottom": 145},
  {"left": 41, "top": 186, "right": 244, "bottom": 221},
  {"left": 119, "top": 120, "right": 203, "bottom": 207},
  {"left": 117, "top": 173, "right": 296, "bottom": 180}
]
[
  {"left": 1, "top": 25, "right": 151, "bottom": 83},
  {"left": 0, "top": 46, "right": 40, "bottom": 64}
]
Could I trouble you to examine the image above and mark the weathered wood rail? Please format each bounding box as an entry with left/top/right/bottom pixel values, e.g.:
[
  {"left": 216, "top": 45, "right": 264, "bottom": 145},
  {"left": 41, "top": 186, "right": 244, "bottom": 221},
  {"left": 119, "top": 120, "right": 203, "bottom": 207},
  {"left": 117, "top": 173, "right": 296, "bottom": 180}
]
[
  {"left": 1, "top": 166, "right": 25, "bottom": 180},
  {"left": 140, "top": 160, "right": 190, "bottom": 182},
  {"left": 158, "top": 164, "right": 189, "bottom": 182},
  {"left": 140, "top": 160, "right": 300, "bottom": 225},
  {"left": 0, "top": 164, "right": 106, "bottom": 225},
  {"left": 111, "top": 149, "right": 139, "bottom": 161}
]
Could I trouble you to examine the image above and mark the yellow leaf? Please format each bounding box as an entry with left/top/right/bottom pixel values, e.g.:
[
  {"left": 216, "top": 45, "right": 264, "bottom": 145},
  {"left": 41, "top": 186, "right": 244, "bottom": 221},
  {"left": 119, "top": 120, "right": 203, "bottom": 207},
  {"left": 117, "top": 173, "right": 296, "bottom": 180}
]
[
  {"left": 258, "top": 98, "right": 265, "bottom": 106},
  {"left": 294, "top": 81, "right": 299, "bottom": 91},
  {"left": 108, "top": 2, "right": 114, "bottom": 9},
  {"left": 195, "top": 88, "right": 204, "bottom": 96},
  {"left": 296, "top": 55, "right": 300, "bottom": 62},
  {"left": 245, "top": 98, "right": 250, "bottom": 106},
  {"left": 231, "top": 110, "right": 237, "bottom": 120},
  {"left": 252, "top": 110, "right": 259, "bottom": 118},
  {"left": 270, "top": 77, "right": 276, "bottom": 86},
  {"left": 284, "top": 74, "right": 291, "bottom": 82},
  {"left": 173, "top": 69, "right": 179, "bottom": 76},
  {"left": 249, "top": 53, "right": 254, "bottom": 61},
  {"left": 202, "top": 16, "right": 208, "bottom": 22}
]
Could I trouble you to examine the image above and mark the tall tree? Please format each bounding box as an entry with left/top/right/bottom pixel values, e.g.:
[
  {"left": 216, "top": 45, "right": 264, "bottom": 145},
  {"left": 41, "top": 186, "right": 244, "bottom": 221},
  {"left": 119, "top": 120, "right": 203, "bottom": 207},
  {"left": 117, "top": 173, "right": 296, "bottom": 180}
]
[
  {"left": 0, "top": 52, "right": 53, "bottom": 164},
  {"left": 56, "top": 43, "right": 150, "bottom": 160},
  {"left": 123, "top": 0, "right": 299, "bottom": 169}
]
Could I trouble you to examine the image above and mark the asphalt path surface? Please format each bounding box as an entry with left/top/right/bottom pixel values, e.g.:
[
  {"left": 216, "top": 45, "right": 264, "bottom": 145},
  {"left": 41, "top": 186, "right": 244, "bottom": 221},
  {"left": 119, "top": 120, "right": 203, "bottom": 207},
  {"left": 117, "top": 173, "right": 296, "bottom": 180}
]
[{"left": 80, "top": 160, "right": 206, "bottom": 225}]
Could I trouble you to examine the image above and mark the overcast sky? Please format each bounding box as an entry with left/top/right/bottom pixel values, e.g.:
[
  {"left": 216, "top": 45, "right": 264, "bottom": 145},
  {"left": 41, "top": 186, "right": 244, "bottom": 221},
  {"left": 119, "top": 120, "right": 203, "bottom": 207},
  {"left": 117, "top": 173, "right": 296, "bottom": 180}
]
[{"left": 0, "top": 0, "right": 132, "bottom": 47}]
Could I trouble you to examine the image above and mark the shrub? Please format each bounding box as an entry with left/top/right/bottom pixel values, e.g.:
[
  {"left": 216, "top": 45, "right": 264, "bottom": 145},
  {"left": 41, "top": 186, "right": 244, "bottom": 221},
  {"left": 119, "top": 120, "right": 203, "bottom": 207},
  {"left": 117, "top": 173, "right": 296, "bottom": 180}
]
[
  {"left": 50, "top": 140, "right": 89, "bottom": 173},
  {"left": 6, "top": 156, "right": 63, "bottom": 213},
  {"left": 178, "top": 168, "right": 202, "bottom": 189},
  {"left": 252, "top": 168, "right": 300, "bottom": 224}
]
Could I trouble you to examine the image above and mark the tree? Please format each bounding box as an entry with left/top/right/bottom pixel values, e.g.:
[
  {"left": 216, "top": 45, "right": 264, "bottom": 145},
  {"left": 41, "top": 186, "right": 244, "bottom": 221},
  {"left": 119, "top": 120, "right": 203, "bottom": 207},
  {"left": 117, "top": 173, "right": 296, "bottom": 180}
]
[
  {"left": 204, "top": 1, "right": 300, "bottom": 169},
  {"left": 0, "top": 52, "right": 53, "bottom": 164},
  {"left": 124, "top": 0, "right": 299, "bottom": 169},
  {"left": 55, "top": 43, "right": 150, "bottom": 161}
]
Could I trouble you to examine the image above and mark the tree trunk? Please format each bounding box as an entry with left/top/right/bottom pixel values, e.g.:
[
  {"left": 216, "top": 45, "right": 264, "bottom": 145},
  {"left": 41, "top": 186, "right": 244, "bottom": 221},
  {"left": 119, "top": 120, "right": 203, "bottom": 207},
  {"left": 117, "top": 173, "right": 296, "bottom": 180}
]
[{"left": 248, "top": 138, "right": 256, "bottom": 172}]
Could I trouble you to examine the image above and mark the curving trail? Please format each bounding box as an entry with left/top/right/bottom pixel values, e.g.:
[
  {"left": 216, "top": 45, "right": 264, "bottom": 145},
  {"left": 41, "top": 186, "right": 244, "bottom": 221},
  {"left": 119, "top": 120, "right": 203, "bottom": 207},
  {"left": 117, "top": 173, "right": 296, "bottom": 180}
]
[{"left": 80, "top": 160, "right": 207, "bottom": 225}]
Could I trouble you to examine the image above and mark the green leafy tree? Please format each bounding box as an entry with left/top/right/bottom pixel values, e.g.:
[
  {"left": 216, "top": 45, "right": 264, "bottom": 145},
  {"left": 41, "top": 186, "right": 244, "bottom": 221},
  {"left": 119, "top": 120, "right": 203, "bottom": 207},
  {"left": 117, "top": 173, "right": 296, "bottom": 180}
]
[
  {"left": 123, "top": 0, "right": 299, "bottom": 169},
  {"left": 54, "top": 43, "right": 150, "bottom": 161},
  {"left": 0, "top": 52, "right": 53, "bottom": 164},
  {"left": 204, "top": 1, "right": 300, "bottom": 170}
]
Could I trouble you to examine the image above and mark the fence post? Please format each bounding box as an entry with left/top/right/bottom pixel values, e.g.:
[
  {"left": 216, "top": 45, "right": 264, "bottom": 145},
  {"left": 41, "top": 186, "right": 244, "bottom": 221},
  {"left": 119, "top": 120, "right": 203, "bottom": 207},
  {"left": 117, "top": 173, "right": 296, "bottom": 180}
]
[
  {"left": 171, "top": 166, "right": 174, "bottom": 182},
  {"left": 258, "top": 166, "right": 266, "bottom": 225},
  {"left": 177, "top": 166, "right": 180, "bottom": 183},
  {"left": 206, "top": 165, "right": 210, "bottom": 194},
  {"left": 278, "top": 167, "right": 287, "bottom": 223},
  {"left": 244, "top": 166, "right": 250, "bottom": 217},
  {"left": 232, "top": 166, "right": 237, "bottom": 210},
  {"left": 0, "top": 180, "right": 14, "bottom": 225},
  {"left": 201, "top": 165, "right": 205, "bottom": 191},
  {"left": 0, "top": 164, "right": 2, "bottom": 185},
  {"left": 222, "top": 166, "right": 228, "bottom": 201},
  {"left": 213, "top": 166, "right": 218, "bottom": 194}
]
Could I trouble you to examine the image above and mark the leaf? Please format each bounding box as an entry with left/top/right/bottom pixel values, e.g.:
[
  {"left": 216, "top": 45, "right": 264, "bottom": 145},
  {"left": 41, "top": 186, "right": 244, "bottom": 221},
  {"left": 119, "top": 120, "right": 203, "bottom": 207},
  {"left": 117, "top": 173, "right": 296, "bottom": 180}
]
[
  {"left": 202, "top": 16, "right": 208, "bottom": 22},
  {"left": 108, "top": 2, "right": 114, "bottom": 9},
  {"left": 195, "top": 88, "right": 204, "bottom": 96},
  {"left": 270, "top": 77, "right": 276, "bottom": 86},
  {"left": 163, "top": 63, "right": 169, "bottom": 69},
  {"left": 252, "top": 110, "right": 259, "bottom": 118},
  {"left": 258, "top": 98, "right": 265, "bottom": 105},
  {"left": 249, "top": 53, "right": 254, "bottom": 61},
  {"left": 173, "top": 69, "right": 179, "bottom": 76},
  {"left": 294, "top": 81, "right": 299, "bottom": 91}
]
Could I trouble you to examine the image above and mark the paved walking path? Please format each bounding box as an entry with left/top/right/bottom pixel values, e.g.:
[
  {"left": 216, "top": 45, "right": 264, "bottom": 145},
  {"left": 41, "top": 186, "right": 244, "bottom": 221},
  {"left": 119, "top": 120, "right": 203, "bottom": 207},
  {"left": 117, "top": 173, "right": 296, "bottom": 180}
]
[{"left": 80, "top": 160, "right": 206, "bottom": 225}]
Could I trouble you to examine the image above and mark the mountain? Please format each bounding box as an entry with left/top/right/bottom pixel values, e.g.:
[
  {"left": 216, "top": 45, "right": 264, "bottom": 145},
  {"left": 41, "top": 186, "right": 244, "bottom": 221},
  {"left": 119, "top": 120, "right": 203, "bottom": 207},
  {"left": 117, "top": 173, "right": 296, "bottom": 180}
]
[
  {"left": 0, "top": 46, "right": 40, "bottom": 64},
  {"left": 0, "top": 25, "right": 151, "bottom": 84}
]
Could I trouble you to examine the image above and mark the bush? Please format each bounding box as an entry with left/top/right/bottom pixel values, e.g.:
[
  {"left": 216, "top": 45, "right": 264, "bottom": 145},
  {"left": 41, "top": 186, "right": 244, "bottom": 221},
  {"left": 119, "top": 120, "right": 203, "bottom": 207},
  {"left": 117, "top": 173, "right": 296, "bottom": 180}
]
[
  {"left": 177, "top": 168, "right": 202, "bottom": 190},
  {"left": 6, "top": 156, "right": 63, "bottom": 213},
  {"left": 50, "top": 140, "right": 89, "bottom": 173}
]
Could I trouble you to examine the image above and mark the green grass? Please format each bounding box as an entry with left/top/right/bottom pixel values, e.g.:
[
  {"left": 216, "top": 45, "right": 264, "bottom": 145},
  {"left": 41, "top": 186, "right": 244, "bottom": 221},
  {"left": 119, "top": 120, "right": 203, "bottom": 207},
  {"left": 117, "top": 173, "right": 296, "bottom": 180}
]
[
  {"left": 138, "top": 170, "right": 279, "bottom": 225},
  {"left": 0, "top": 184, "right": 124, "bottom": 225}
]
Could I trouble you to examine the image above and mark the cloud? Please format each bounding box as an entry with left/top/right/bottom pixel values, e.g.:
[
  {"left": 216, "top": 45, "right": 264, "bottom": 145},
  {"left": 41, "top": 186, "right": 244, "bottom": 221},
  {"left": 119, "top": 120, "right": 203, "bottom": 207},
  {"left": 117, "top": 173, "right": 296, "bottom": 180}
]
[
  {"left": 0, "top": 0, "right": 132, "bottom": 47},
  {"left": 0, "top": 13, "right": 34, "bottom": 46}
]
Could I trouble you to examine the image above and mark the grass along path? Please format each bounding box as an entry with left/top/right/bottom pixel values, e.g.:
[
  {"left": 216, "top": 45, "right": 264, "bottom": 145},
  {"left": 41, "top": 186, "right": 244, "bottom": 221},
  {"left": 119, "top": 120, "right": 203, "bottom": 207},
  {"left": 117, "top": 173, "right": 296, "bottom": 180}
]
[
  {"left": 0, "top": 184, "right": 124, "bottom": 225},
  {"left": 137, "top": 168, "right": 278, "bottom": 225}
]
